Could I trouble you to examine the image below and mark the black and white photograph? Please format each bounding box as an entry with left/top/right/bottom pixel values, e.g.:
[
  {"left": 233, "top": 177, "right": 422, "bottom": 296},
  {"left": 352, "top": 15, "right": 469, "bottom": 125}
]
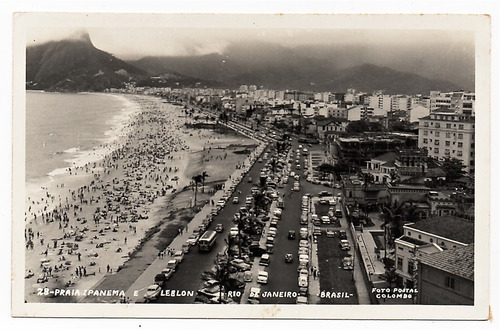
[{"left": 9, "top": 10, "right": 492, "bottom": 320}]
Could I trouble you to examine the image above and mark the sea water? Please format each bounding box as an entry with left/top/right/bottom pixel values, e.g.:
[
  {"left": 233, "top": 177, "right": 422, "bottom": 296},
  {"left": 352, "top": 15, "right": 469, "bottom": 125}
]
[{"left": 26, "top": 91, "right": 138, "bottom": 183}]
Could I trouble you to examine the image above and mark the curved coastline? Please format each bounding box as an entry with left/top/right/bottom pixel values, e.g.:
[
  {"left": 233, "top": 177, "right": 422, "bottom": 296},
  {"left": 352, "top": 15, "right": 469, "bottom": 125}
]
[{"left": 23, "top": 93, "right": 261, "bottom": 303}]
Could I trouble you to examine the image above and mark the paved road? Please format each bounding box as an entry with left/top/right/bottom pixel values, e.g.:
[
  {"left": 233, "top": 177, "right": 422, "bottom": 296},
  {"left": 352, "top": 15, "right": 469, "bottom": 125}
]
[{"left": 154, "top": 146, "right": 272, "bottom": 304}]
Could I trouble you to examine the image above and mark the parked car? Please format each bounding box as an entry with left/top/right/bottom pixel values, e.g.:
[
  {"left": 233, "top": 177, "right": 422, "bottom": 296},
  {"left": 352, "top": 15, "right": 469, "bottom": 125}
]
[
  {"left": 298, "top": 247, "right": 309, "bottom": 256},
  {"left": 154, "top": 273, "right": 166, "bottom": 286},
  {"left": 243, "top": 270, "right": 253, "bottom": 282},
  {"left": 342, "top": 256, "right": 354, "bottom": 270},
  {"left": 326, "top": 229, "right": 335, "bottom": 238},
  {"left": 144, "top": 284, "right": 161, "bottom": 302},
  {"left": 339, "top": 239, "right": 351, "bottom": 250},
  {"left": 321, "top": 216, "right": 331, "bottom": 225},
  {"left": 173, "top": 250, "right": 184, "bottom": 263},
  {"left": 268, "top": 227, "right": 278, "bottom": 238},
  {"left": 259, "top": 253, "right": 271, "bottom": 266},
  {"left": 339, "top": 230, "right": 347, "bottom": 239},
  {"left": 233, "top": 196, "right": 239, "bottom": 204},
  {"left": 248, "top": 287, "right": 261, "bottom": 303},
  {"left": 230, "top": 259, "right": 251, "bottom": 271},
  {"left": 298, "top": 276, "right": 308, "bottom": 288},
  {"left": 161, "top": 268, "right": 174, "bottom": 280},
  {"left": 166, "top": 259, "right": 178, "bottom": 271},
  {"left": 257, "top": 271, "right": 269, "bottom": 284}
]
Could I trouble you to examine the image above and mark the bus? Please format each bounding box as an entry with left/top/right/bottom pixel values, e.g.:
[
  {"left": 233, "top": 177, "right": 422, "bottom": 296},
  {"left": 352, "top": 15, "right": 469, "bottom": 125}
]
[
  {"left": 198, "top": 230, "right": 217, "bottom": 252},
  {"left": 335, "top": 204, "right": 343, "bottom": 218}
]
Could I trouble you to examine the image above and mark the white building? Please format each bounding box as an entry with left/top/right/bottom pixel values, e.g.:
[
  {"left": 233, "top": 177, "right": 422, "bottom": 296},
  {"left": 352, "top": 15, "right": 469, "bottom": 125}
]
[
  {"left": 418, "top": 110, "right": 475, "bottom": 174},
  {"left": 409, "top": 105, "right": 430, "bottom": 123}
]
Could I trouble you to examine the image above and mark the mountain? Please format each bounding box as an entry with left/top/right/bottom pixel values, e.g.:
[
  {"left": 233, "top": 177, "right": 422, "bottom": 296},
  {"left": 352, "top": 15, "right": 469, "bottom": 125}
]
[
  {"left": 26, "top": 31, "right": 147, "bottom": 92},
  {"left": 309, "top": 63, "right": 461, "bottom": 95},
  {"left": 26, "top": 36, "right": 469, "bottom": 94}
]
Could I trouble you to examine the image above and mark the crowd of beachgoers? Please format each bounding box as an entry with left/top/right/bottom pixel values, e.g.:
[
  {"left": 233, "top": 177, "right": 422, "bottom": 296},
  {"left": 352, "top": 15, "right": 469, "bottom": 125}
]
[{"left": 23, "top": 95, "right": 257, "bottom": 303}]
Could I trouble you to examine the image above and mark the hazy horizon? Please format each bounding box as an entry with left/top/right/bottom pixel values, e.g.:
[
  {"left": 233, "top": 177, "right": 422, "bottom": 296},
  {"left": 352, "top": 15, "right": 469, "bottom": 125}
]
[{"left": 27, "top": 26, "right": 474, "bottom": 61}]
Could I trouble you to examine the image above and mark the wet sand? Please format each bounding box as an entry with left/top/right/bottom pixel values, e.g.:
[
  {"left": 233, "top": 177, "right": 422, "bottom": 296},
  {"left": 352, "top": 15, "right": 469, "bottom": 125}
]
[{"left": 23, "top": 94, "right": 257, "bottom": 303}]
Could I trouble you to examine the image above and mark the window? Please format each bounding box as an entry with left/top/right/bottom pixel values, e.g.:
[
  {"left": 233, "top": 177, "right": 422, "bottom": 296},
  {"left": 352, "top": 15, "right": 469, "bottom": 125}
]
[
  {"left": 407, "top": 231, "right": 412, "bottom": 236},
  {"left": 457, "top": 151, "right": 463, "bottom": 157},
  {"left": 445, "top": 141, "right": 450, "bottom": 146},
  {"left": 408, "top": 260, "right": 414, "bottom": 276},
  {"left": 430, "top": 238, "right": 434, "bottom": 243},
  {"left": 445, "top": 149, "right": 450, "bottom": 156},
  {"left": 459, "top": 124, "right": 464, "bottom": 129},
  {"left": 435, "top": 123, "right": 441, "bottom": 128},
  {"left": 418, "top": 235, "right": 422, "bottom": 239},
  {"left": 446, "top": 132, "right": 451, "bottom": 138},
  {"left": 446, "top": 123, "right": 451, "bottom": 128},
  {"left": 458, "top": 142, "right": 463, "bottom": 148},
  {"left": 458, "top": 133, "right": 463, "bottom": 139},
  {"left": 423, "top": 130, "right": 428, "bottom": 136},
  {"left": 423, "top": 138, "right": 428, "bottom": 144},
  {"left": 424, "top": 122, "right": 429, "bottom": 127},
  {"left": 445, "top": 276, "right": 456, "bottom": 290},
  {"left": 434, "top": 140, "right": 440, "bottom": 145},
  {"left": 434, "top": 148, "right": 439, "bottom": 153},
  {"left": 471, "top": 143, "right": 475, "bottom": 149},
  {"left": 435, "top": 131, "right": 440, "bottom": 137},
  {"left": 397, "top": 257, "right": 403, "bottom": 271}
]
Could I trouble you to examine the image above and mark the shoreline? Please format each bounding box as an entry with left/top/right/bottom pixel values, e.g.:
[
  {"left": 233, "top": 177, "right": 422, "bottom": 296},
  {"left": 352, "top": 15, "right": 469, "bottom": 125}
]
[{"left": 23, "top": 93, "right": 259, "bottom": 303}]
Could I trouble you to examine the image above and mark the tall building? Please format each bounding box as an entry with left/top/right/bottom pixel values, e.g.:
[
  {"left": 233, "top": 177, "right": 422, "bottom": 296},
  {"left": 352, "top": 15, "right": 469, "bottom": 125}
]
[
  {"left": 391, "top": 95, "right": 411, "bottom": 111},
  {"left": 418, "top": 110, "right": 475, "bottom": 174},
  {"left": 429, "top": 91, "right": 475, "bottom": 115}
]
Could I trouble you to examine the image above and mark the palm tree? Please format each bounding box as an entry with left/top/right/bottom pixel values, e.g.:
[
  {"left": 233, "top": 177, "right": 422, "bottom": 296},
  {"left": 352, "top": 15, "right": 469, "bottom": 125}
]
[
  {"left": 192, "top": 174, "right": 203, "bottom": 204},
  {"left": 201, "top": 171, "right": 209, "bottom": 193},
  {"left": 362, "top": 172, "right": 374, "bottom": 191},
  {"left": 201, "top": 251, "right": 231, "bottom": 304},
  {"left": 379, "top": 201, "right": 405, "bottom": 255}
]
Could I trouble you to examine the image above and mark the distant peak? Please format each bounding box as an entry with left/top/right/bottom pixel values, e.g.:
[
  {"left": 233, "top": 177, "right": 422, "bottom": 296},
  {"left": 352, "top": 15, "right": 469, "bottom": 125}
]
[{"left": 67, "top": 29, "right": 93, "bottom": 45}]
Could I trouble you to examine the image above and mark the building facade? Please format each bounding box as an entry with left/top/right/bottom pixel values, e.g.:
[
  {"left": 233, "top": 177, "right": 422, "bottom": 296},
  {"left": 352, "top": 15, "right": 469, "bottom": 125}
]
[
  {"left": 417, "top": 244, "right": 474, "bottom": 305},
  {"left": 418, "top": 110, "right": 475, "bottom": 174}
]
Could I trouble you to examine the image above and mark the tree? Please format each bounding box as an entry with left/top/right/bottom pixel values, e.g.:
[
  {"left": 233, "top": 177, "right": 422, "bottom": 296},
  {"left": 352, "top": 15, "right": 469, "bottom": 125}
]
[
  {"left": 346, "top": 120, "right": 370, "bottom": 134},
  {"left": 192, "top": 174, "right": 203, "bottom": 204},
  {"left": 317, "top": 163, "right": 335, "bottom": 180},
  {"left": 441, "top": 157, "right": 466, "bottom": 182},
  {"left": 333, "top": 159, "right": 356, "bottom": 179},
  {"left": 362, "top": 172, "right": 374, "bottom": 191},
  {"left": 201, "top": 251, "right": 232, "bottom": 304},
  {"left": 201, "top": 171, "right": 209, "bottom": 193},
  {"left": 379, "top": 201, "right": 405, "bottom": 253}
]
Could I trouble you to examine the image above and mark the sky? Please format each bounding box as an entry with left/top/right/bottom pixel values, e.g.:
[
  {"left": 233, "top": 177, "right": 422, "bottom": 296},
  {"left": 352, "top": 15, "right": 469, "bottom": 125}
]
[{"left": 23, "top": 14, "right": 476, "bottom": 60}]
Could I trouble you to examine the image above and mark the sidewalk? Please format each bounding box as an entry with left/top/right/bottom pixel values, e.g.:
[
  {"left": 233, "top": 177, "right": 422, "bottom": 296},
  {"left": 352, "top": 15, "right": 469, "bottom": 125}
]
[{"left": 125, "top": 135, "right": 268, "bottom": 303}]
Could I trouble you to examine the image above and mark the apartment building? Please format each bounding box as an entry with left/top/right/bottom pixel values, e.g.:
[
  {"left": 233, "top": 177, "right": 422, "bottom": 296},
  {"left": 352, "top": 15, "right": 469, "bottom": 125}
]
[
  {"left": 394, "top": 216, "right": 474, "bottom": 289},
  {"left": 418, "top": 110, "right": 475, "bottom": 174},
  {"left": 429, "top": 91, "right": 475, "bottom": 115}
]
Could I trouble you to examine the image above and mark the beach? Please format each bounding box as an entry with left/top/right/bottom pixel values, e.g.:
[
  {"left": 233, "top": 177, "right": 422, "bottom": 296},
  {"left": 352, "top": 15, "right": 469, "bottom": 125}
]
[{"left": 23, "top": 94, "right": 259, "bottom": 303}]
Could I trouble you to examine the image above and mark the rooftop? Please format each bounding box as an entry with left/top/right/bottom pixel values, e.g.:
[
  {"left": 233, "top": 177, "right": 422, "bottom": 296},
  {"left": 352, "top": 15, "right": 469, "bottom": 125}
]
[
  {"left": 406, "top": 216, "right": 474, "bottom": 244},
  {"left": 371, "top": 151, "right": 397, "bottom": 163},
  {"left": 418, "top": 244, "right": 474, "bottom": 281}
]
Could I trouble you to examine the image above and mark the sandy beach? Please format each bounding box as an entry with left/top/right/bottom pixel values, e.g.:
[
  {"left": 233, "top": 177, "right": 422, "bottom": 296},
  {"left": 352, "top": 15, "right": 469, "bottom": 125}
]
[{"left": 23, "top": 94, "right": 259, "bottom": 303}]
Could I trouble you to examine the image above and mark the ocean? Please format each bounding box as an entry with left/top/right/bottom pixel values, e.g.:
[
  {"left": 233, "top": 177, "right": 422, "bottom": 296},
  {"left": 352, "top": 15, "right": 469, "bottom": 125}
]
[{"left": 26, "top": 91, "right": 138, "bottom": 183}]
